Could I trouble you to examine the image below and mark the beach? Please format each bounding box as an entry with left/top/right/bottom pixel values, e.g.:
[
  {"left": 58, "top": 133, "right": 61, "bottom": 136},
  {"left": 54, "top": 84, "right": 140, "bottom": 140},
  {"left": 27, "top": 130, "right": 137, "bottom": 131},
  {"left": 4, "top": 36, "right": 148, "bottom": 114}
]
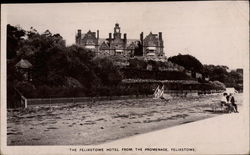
[{"left": 7, "top": 94, "right": 242, "bottom": 145}]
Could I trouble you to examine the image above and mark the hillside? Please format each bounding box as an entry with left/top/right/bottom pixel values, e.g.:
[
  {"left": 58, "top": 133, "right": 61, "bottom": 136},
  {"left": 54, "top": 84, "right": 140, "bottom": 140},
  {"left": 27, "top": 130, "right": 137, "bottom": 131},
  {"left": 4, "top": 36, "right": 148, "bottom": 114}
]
[{"left": 7, "top": 24, "right": 239, "bottom": 108}]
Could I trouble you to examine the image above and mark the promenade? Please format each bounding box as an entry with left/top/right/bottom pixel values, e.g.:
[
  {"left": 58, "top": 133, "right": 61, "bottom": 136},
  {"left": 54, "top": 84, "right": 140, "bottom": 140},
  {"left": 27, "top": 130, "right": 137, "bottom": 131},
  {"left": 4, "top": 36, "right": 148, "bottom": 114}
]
[{"left": 101, "top": 105, "right": 249, "bottom": 154}]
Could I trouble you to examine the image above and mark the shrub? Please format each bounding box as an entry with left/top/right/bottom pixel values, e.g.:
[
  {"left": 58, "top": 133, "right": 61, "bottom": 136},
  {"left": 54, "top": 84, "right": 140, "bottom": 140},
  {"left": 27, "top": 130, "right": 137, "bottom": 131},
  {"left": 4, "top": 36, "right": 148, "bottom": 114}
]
[{"left": 120, "top": 68, "right": 192, "bottom": 80}]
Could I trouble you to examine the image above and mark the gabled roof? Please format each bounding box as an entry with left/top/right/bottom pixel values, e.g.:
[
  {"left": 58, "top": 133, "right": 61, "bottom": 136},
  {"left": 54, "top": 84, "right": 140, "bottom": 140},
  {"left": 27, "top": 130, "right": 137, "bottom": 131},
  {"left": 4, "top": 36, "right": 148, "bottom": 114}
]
[
  {"left": 144, "top": 32, "right": 158, "bottom": 41},
  {"left": 143, "top": 32, "right": 161, "bottom": 47},
  {"left": 15, "top": 59, "right": 32, "bottom": 69},
  {"left": 98, "top": 38, "right": 108, "bottom": 44},
  {"left": 99, "top": 42, "right": 110, "bottom": 50},
  {"left": 127, "top": 42, "right": 136, "bottom": 49}
]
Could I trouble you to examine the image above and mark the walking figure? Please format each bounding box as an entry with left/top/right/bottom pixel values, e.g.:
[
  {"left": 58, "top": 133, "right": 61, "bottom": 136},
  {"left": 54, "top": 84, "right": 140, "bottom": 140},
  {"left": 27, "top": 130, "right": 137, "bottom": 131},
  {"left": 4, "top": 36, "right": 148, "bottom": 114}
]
[
  {"left": 229, "top": 93, "right": 239, "bottom": 113},
  {"left": 225, "top": 93, "right": 234, "bottom": 113}
]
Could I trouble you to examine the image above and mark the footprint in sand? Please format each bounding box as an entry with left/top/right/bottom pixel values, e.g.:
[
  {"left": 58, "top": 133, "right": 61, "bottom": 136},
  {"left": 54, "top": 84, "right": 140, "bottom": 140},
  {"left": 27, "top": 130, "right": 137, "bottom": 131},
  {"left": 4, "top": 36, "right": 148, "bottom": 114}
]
[
  {"left": 47, "top": 127, "right": 58, "bottom": 129},
  {"left": 96, "top": 118, "right": 105, "bottom": 121},
  {"left": 129, "top": 116, "right": 136, "bottom": 119},
  {"left": 133, "top": 121, "right": 141, "bottom": 123},
  {"left": 48, "top": 121, "right": 57, "bottom": 124},
  {"left": 32, "top": 138, "right": 41, "bottom": 141},
  {"left": 7, "top": 132, "right": 23, "bottom": 135}
]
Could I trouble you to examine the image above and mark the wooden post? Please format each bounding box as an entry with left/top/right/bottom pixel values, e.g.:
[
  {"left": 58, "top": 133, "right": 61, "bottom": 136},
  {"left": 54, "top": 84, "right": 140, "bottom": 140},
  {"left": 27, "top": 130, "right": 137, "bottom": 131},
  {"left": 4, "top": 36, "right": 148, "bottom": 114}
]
[
  {"left": 14, "top": 87, "right": 27, "bottom": 108},
  {"left": 21, "top": 96, "right": 28, "bottom": 108},
  {"left": 24, "top": 97, "right": 27, "bottom": 108}
]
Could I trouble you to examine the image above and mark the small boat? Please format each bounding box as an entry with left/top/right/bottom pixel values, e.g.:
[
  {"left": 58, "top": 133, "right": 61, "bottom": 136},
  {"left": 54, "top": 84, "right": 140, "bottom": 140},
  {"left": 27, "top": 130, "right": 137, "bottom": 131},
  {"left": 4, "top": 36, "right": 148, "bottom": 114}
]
[{"left": 153, "top": 85, "right": 172, "bottom": 101}]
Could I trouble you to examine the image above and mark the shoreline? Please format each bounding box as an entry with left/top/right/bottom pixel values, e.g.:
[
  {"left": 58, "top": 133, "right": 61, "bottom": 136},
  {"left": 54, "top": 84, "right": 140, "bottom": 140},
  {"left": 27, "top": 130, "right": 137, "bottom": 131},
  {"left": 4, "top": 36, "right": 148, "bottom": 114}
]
[{"left": 7, "top": 94, "right": 242, "bottom": 145}]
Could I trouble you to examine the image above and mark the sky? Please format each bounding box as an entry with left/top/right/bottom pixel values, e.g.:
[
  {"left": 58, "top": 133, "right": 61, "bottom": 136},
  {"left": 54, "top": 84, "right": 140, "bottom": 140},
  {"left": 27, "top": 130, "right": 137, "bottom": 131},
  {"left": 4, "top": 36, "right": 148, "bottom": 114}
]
[{"left": 2, "top": 1, "right": 249, "bottom": 69}]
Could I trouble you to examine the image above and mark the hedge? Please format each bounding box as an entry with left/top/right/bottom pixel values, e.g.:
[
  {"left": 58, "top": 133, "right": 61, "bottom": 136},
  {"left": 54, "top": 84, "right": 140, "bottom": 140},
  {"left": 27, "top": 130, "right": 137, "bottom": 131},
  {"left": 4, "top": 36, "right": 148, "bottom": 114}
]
[{"left": 120, "top": 68, "right": 192, "bottom": 80}]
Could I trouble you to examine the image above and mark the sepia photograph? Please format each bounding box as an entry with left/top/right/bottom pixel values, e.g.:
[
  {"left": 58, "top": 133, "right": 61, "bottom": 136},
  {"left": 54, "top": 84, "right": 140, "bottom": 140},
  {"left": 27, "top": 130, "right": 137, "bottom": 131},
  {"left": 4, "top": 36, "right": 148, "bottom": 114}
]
[{"left": 1, "top": 1, "right": 249, "bottom": 155}]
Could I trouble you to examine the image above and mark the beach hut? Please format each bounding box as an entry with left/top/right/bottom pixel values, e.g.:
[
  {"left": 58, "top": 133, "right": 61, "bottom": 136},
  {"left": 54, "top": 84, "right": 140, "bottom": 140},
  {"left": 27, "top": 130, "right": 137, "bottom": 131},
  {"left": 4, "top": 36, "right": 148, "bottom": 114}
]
[{"left": 15, "top": 59, "right": 33, "bottom": 81}]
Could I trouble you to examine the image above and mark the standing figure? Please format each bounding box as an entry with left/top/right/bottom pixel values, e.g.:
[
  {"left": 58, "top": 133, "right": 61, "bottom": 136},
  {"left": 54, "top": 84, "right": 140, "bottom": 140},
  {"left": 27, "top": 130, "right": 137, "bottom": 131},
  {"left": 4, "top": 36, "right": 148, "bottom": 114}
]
[
  {"left": 226, "top": 93, "right": 234, "bottom": 113},
  {"left": 230, "top": 93, "right": 239, "bottom": 113},
  {"left": 221, "top": 93, "right": 227, "bottom": 106}
]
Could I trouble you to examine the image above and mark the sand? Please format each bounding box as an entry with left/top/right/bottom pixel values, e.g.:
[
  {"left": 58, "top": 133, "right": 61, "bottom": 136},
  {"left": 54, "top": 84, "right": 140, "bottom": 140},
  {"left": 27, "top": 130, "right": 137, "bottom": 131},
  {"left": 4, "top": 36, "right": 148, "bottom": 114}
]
[{"left": 7, "top": 94, "right": 242, "bottom": 145}]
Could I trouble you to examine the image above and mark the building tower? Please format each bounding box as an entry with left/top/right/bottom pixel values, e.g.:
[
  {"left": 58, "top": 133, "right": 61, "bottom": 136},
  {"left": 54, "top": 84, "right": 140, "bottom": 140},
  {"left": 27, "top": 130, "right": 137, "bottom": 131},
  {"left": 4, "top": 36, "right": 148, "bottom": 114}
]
[{"left": 113, "top": 23, "right": 121, "bottom": 39}]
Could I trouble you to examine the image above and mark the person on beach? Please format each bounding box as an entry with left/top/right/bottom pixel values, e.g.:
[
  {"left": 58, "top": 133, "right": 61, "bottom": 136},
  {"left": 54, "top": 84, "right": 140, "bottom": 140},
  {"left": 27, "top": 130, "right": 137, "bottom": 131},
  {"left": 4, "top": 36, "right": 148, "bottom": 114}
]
[
  {"left": 224, "top": 93, "right": 234, "bottom": 113},
  {"left": 220, "top": 93, "right": 227, "bottom": 106},
  {"left": 220, "top": 93, "right": 231, "bottom": 113},
  {"left": 226, "top": 94, "right": 230, "bottom": 104},
  {"left": 229, "top": 93, "right": 239, "bottom": 113}
]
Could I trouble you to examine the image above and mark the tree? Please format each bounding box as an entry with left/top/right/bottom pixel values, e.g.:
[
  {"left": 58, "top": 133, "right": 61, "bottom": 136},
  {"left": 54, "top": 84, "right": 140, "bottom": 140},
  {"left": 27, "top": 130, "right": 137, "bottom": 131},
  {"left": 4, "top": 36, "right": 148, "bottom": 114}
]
[
  {"left": 210, "top": 81, "right": 226, "bottom": 90},
  {"left": 147, "top": 60, "right": 159, "bottom": 71},
  {"left": 18, "top": 29, "right": 68, "bottom": 87},
  {"left": 93, "top": 57, "right": 122, "bottom": 86},
  {"left": 203, "top": 65, "right": 243, "bottom": 91},
  {"left": 168, "top": 54, "right": 204, "bottom": 73},
  {"left": 7, "top": 24, "right": 26, "bottom": 59},
  {"left": 128, "top": 58, "right": 147, "bottom": 69},
  {"left": 66, "top": 45, "right": 99, "bottom": 89}
]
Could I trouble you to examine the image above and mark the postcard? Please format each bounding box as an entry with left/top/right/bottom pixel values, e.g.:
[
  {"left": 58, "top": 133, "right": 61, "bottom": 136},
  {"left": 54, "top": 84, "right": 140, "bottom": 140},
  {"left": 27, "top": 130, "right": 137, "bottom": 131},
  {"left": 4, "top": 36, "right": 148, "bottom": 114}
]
[{"left": 1, "top": 1, "right": 249, "bottom": 155}]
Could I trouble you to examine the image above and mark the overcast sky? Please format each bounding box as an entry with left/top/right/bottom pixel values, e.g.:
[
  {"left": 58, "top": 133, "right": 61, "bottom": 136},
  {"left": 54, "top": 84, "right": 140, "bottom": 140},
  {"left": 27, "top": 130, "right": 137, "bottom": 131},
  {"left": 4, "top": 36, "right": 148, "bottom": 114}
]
[{"left": 2, "top": 1, "right": 249, "bottom": 69}]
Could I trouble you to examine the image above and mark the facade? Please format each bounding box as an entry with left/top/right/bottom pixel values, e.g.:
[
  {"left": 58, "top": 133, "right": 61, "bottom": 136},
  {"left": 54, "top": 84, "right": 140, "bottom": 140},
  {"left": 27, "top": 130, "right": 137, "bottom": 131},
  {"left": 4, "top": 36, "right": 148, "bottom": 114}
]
[
  {"left": 140, "top": 32, "right": 164, "bottom": 57},
  {"left": 75, "top": 29, "right": 99, "bottom": 52},
  {"left": 75, "top": 23, "right": 165, "bottom": 58}
]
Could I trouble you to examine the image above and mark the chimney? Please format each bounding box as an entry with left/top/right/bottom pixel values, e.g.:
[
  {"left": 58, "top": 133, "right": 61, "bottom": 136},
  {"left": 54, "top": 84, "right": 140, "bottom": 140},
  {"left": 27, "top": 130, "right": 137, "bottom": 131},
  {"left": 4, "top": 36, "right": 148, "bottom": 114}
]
[
  {"left": 97, "top": 30, "right": 99, "bottom": 39},
  {"left": 159, "top": 32, "right": 162, "bottom": 40},
  {"left": 76, "top": 29, "right": 82, "bottom": 44},
  {"left": 140, "top": 32, "right": 144, "bottom": 42},
  {"left": 109, "top": 33, "right": 112, "bottom": 40},
  {"left": 77, "top": 29, "right": 81, "bottom": 37},
  {"left": 124, "top": 33, "right": 127, "bottom": 41}
]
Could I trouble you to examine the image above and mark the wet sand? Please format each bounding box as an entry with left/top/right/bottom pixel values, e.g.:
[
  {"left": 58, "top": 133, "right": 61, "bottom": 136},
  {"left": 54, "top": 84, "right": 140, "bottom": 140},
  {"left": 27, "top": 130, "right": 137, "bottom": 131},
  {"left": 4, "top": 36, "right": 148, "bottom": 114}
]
[{"left": 7, "top": 94, "right": 242, "bottom": 145}]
